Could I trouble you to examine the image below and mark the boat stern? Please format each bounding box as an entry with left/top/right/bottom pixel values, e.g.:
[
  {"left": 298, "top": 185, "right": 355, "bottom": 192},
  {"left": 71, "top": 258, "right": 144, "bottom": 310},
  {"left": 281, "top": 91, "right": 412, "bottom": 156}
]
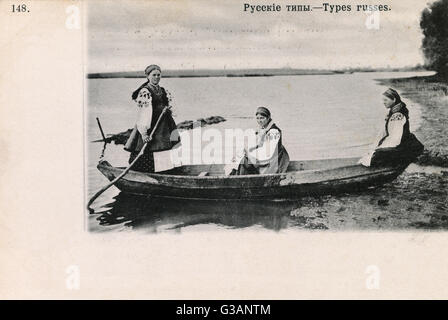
[{"left": 97, "top": 160, "right": 117, "bottom": 182}]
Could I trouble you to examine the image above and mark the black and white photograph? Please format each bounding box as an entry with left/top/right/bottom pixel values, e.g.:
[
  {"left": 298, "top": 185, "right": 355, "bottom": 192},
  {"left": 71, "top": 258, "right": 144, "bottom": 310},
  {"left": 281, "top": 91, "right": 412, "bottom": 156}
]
[
  {"left": 86, "top": 0, "right": 447, "bottom": 233},
  {"left": 1, "top": 0, "right": 448, "bottom": 300}
]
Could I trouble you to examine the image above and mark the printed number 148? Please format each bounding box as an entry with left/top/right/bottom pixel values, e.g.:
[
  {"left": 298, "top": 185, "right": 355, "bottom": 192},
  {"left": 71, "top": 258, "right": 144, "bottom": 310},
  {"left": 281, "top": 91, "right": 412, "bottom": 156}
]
[{"left": 12, "top": 4, "right": 29, "bottom": 12}]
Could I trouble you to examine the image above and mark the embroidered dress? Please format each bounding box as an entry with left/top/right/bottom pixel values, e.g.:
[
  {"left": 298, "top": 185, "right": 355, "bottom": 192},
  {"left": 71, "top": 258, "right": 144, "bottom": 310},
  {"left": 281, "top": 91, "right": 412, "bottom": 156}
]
[
  {"left": 359, "top": 103, "right": 423, "bottom": 167},
  {"left": 125, "top": 83, "right": 181, "bottom": 173},
  {"left": 231, "top": 121, "right": 290, "bottom": 175}
]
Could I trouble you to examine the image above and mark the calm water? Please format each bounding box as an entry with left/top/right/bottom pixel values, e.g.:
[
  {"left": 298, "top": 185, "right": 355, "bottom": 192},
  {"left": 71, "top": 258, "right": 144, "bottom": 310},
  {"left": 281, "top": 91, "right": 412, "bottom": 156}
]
[{"left": 86, "top": 71, "right": 436, "bottom": 233}]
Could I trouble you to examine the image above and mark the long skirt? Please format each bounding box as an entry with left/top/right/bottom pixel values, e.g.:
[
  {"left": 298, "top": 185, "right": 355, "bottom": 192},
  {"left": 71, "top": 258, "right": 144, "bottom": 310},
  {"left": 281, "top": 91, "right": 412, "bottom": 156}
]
[
  {"left": 128, "top": 149, "right": 155, "bottom": 173},
  {"left": 371, "top": 133, "right": 424, "bottom": 167}
]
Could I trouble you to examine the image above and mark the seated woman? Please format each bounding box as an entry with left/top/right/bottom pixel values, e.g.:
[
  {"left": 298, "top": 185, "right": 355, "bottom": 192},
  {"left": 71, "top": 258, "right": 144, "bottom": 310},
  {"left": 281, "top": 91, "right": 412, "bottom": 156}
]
[
  {"left": 359, "top": 88, "right": 424, "bottom": 167},
  {"left": 124, "top": 64, "right": 181, "bottom": 173},
  {"left": 230, "top": 107, "right": 290, "bottom": 175}
]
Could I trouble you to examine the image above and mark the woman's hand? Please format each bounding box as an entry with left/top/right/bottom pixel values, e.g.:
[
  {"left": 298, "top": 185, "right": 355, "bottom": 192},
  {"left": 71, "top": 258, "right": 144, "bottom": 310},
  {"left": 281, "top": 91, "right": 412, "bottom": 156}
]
[
  {"left": 242, "top": 145, "right": 258, "bottom": 157},
  {"left": 142, "top": 135, "right": 151, "bottom": 143}
]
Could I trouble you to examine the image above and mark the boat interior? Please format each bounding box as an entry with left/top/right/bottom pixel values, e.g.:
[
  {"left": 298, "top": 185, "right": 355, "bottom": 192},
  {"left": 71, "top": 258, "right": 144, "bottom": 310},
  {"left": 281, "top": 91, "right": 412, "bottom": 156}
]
[{"left": 125, "top": 157, "right": 361, "bottom": 177}]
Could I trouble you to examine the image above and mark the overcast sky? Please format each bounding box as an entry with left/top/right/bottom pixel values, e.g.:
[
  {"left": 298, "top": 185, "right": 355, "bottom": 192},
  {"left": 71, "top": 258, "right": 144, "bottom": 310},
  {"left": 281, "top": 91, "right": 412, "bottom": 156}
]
[{"left": 87, "top": 0, "right": 432, "bottom": 72}]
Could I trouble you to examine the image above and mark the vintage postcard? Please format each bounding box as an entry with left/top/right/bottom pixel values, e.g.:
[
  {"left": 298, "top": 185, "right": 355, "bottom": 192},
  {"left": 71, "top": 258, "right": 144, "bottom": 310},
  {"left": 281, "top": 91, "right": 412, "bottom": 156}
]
[{"left": 0, "top": 0, "right": 447, "bottom": 299}]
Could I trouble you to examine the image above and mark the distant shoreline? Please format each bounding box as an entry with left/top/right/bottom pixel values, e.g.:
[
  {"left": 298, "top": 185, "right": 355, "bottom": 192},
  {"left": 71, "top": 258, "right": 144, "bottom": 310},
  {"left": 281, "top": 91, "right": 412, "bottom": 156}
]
[{"left": 87, "top": 67, "right": 426, "bottom": 79}]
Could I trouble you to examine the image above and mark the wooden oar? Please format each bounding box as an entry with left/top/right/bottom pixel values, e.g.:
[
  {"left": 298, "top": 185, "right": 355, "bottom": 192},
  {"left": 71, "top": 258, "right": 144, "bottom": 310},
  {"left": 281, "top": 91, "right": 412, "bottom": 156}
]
[{"left": 87, "top": 107, "right": 169, "bottom": 213}]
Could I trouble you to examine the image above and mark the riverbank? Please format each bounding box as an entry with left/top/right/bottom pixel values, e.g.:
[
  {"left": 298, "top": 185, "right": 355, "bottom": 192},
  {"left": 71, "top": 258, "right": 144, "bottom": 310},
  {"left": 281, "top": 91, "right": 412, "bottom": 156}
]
[
  {"left": 87, "top": 68, "right": 338, "bottom": 79},
  {"left": 87, "top": 66, "right": 424, "bottom": 79},
  {"left": 378, "top": 74, "right": 448, "bottom": 167}
]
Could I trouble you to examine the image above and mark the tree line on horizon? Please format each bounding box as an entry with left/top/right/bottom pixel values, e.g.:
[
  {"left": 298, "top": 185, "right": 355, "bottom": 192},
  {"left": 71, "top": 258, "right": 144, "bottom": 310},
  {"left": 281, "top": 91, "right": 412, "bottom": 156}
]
[{"left": 420, "top": 0, "right": 448, "bottom": 77}]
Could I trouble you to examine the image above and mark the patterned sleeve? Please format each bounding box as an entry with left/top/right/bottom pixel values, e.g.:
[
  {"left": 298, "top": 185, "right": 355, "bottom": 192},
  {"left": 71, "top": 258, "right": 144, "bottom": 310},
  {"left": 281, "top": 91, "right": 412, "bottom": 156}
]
[
  {"left": 136, "top": 106, "right": 152, "bottom": 139},
  {"left": 248, "top": 129, "right": 280, "bottom": 162},
  {"left": 377, "top": 113, "right": 406, "bottom": 148},
  {"left": 132, "top": 81, "right": 148, "bottom": 100}
]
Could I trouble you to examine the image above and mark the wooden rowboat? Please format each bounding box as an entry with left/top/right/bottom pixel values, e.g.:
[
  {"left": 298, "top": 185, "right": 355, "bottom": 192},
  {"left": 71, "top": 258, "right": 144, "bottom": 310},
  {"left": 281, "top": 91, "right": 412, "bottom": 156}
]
[{"left": 97, "top": 157, "right": 407, "bottom": 200}]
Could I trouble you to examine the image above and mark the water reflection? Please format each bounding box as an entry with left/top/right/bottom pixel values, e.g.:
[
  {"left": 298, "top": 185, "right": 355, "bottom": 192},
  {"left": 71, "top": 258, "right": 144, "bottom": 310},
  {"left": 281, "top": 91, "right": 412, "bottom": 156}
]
[{"left": 91, "top": 192, "right": 311, "bottom": 232}]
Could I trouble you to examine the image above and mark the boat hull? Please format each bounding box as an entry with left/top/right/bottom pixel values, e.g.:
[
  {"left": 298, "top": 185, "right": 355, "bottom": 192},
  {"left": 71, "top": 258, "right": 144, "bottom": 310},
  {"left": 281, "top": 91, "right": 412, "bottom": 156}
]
[{"left": 96, "top": 158, "right": 407, "bottom": 200}]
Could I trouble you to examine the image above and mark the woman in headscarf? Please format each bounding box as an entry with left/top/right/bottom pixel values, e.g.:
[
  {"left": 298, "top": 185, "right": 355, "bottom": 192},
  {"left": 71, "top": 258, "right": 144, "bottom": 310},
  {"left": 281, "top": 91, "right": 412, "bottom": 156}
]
[
  {"left": 124, "top": 65, "right": 181, "bottom": 172},
  {"left": 359, "top": 88, "right": 424, "bottom": 167},
  {"left": 230, "top": 107, "right": 290, "bottom": 175}
]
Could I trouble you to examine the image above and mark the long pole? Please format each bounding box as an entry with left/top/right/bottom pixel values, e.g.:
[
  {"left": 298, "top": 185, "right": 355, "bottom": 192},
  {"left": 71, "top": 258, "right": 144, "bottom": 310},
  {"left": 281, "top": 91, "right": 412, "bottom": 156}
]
[
  {"left": 87, "top": 108, "right": 168, "bottom": 212},
  {"left": 96, "top": 117, "right": 107, "bottom": 142}
]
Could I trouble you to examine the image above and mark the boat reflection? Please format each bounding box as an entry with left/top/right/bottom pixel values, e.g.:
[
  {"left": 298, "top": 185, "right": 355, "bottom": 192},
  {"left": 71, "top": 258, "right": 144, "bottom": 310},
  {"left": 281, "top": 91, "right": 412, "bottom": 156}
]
[{"left": 91, "top": 192, "right": 325, "bottom": 233}]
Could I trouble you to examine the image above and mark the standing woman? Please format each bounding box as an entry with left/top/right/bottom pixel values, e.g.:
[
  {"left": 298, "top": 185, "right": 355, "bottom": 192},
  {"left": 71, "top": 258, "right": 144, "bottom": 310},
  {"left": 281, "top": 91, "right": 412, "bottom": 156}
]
[
  {"left": 124, "top": 65, "right": 181, "bottom": 172},
  {"left": 359, "top": 88, "right": 423, "bottom": 167}
]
